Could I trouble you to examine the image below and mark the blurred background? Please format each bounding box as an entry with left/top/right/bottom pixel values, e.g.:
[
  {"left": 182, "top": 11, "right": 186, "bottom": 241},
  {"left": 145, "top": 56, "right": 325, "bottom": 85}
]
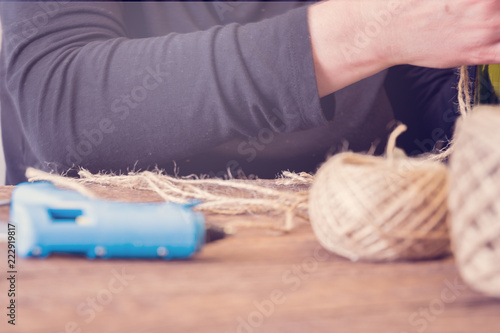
[{"left": 0, "top": 19, "right": 5, "bottom": 185}]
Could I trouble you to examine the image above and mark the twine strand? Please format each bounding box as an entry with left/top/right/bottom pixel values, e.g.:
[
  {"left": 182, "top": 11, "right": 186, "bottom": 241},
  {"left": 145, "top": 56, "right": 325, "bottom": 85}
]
[
  {"left": 386, "top": 124, "right": 407, "bottom": 161},
  {"left": 458, "top": 65, "right": 472, "bottom": 117},
  {"left": 25, "top": 167, "right": 309, "bottom": 232}
]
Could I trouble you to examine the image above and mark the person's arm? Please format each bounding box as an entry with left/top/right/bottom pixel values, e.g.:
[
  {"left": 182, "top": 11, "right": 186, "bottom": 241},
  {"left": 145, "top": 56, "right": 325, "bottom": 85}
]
[
  {"left": 0, "top": 2, "right": 326, "bottom": 173},
  {"left": 3, "top": 0, "right": 500, "bottom": 175},
  {"left": 309, "top": 0, "right": 500, "bottom": 97}
]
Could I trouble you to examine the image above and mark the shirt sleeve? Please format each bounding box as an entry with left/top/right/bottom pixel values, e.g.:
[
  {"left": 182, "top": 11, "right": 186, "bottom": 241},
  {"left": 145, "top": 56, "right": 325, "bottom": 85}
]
[{"left": 0, "top": 1, "right": 326, "bottom": 173}]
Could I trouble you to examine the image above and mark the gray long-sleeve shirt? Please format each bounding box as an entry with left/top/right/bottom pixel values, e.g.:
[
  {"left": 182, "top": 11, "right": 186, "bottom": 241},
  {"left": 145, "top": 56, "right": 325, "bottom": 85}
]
[{"left": 0, "top": 1, "right": 460, "bottom": 184}]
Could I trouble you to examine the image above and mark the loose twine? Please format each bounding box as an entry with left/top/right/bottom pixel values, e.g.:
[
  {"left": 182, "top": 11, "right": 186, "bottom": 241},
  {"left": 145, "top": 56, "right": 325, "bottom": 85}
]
[
  {"left": 26, "top": 66, "right": 472, "bottom": 234},
  {"left": 26, "top": 167, "right": 312, "bottom": 232},
  {"left": 427, "top": 65, "right": 471, "bottom": 161}
]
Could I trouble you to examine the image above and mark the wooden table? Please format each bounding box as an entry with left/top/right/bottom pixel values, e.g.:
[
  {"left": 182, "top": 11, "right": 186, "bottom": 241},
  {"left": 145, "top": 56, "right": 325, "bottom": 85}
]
[{"left": 1, "top": 185, "right": 499, "bottom": 333}]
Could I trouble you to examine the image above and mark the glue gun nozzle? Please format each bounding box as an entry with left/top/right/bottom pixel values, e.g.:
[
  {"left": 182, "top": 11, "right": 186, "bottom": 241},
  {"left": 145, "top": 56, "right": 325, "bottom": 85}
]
[{"left": 205, "top": 224, "right": 227, "bottom": 244}]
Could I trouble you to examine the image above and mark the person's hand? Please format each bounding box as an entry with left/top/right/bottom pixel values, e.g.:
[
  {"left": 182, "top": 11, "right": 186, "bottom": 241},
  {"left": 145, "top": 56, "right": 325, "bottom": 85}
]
[
  {"left": 384, "top": 0, "right": 500, "bottom": 68},
  {"left": 309, "top": 0, "right": 500, "bottom": 97}
]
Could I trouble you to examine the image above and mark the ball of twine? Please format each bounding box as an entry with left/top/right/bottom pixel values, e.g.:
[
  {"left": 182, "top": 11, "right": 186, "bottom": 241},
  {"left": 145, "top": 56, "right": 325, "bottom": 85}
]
[
  {"left": 309, "top": 125, "right": 450, "bottom": 261},
  {"left": 449, "top": 105, "right": 500, "bottom": 297}
]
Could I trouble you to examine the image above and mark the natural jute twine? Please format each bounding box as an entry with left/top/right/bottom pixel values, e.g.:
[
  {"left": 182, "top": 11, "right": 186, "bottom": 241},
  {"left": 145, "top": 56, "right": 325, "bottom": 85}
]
[
  {"left": 309, "top": 124, "right": 450, "bottom": 261},
  {"left": 449, "top": 105, "right": 500, "bottom": 297}
]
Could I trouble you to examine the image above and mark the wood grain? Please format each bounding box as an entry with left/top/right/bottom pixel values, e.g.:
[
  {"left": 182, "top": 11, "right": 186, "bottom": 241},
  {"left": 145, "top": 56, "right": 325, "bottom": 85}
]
[{"left": 0, "top": 185, "right": 499, "bottom": 333}]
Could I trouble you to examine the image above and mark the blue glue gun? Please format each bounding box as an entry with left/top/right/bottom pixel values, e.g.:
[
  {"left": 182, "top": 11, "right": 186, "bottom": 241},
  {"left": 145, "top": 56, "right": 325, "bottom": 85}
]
[{"left": 10, "top": 182, "right": 225, "bottom": 259}]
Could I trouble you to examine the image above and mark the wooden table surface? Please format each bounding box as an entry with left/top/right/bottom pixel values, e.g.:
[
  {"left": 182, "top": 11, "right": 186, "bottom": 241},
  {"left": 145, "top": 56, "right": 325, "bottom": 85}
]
[{"left": 1, "top": 184, "right": 499, "bottom": 333}]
